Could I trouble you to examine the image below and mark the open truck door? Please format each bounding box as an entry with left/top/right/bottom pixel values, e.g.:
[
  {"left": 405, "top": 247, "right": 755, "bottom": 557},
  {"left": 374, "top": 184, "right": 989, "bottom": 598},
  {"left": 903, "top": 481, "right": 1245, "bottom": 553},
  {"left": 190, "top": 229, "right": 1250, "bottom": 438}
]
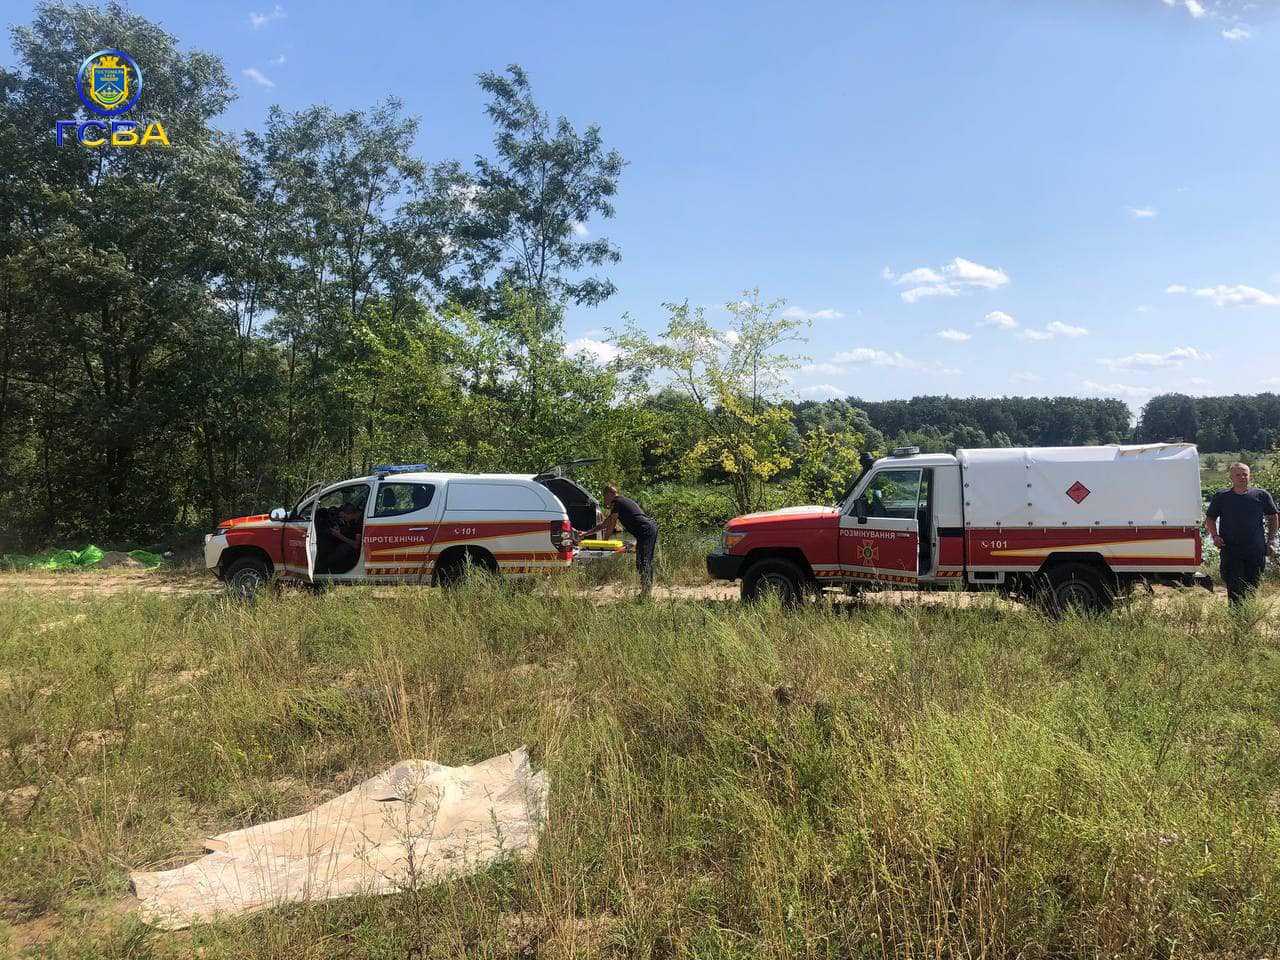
[
  {"left": 839, "top": 466, "right": 923, "bottom": 585},
  {"left": 534, "top": 459, "right": 602, "bottom": 532}
]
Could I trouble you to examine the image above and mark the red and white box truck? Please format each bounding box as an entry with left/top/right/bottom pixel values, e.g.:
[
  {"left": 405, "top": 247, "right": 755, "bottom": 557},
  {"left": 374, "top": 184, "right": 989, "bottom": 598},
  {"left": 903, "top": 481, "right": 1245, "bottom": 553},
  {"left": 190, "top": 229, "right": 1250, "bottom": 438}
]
[{"left": 706, "top": 443, "right": 1208, "bottom": 611}]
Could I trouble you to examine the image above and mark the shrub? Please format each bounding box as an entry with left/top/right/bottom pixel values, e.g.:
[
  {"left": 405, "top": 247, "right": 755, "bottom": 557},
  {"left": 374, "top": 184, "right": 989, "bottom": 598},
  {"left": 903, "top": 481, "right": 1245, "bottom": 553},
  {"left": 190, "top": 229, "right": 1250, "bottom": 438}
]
[{"left": 635, "top": 484, "right": 736, "bottom": 533}]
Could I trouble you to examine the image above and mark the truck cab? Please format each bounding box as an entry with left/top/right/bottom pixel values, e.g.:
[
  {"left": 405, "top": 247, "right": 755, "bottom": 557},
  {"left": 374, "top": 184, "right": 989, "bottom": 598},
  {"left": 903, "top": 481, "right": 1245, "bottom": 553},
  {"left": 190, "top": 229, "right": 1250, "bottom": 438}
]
[{"left": 707, "top": 443, "right": 1207, "bottom": 612}]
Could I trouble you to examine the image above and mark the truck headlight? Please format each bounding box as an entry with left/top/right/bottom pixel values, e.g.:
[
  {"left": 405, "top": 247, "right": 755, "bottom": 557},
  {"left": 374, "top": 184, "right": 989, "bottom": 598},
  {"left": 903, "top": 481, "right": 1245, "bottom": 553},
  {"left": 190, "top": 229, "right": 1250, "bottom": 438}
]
[{"left": 722, "top": 530, "right": 747, "bottom": 552}]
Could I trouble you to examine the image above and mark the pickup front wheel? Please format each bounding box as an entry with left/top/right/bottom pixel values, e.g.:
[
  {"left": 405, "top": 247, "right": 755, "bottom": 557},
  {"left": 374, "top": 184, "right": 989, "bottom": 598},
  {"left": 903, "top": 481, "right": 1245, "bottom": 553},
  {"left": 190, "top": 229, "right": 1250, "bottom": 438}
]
[
  {"left": 741, "top": 558, "right": 811, "bottom": 607},
  {"left": 224, "top": 556, "right": 271, "bottom": 599}
]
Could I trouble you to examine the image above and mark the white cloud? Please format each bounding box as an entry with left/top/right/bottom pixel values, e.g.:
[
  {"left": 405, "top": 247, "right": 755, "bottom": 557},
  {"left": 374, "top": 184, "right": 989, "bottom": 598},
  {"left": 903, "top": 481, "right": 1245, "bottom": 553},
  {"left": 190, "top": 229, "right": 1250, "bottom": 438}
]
[
  {"left": 1127, "top": 206, "right": 1158, "bottom": 219},
  {"left": 1046, "top": 321, "right": 1089, "bottom": 337},
  {"left": 249, "top": 4, "right": 286, "bottom": 28},
  {"left": 269, "top": 53, "right": 287, "bottom": 65},
  {"left": 1193, "top": 284, "right": 1280, "bottom": 307},
  {"left": 1185, "top": 0, "right": 1206, "bottom": 18},
  {"left": 937, "top": 328, "right": 971, "bottom": 342},
  {"left": 1165, "top": 284, "right": 1188, "bottom": 294},
  {"left": 1082, "top": 380, "right": 1160, "bottom": 400},
  {"left": 1187, "top": 377, "right": 1211, "bottom": 386},
  {"left": 241, "top": 67, "right": 275, "bottom": 89},
  {"left": 782, "top": 306, "right": 845, "bottom": 321},
  {"left": 1016, "top": 322, "right": 1087, "bottom": 341},
  {"left": 979, "top": 310, "right": 1017, "bottom": 329},
  {"left": 1262, "top": 377, "right": 1280, "bottom": 387},
  {"left": 1098, "top": 346, "right": 1211, "bottom": 371},
  {"left": 1222, "top": 26, "right": 1251, "bottom": 40},
  {"left": 721, "top": 329, "right": 741, "bottom": 345},
  {"left": 570, "top": 220, "right": 589, "bottom": 237},
  {"left": 832, "top": 348, "right": 960, "bottom": 375},
  {"left": 884, "top": 256, "right": 1009, "bottom": 303},
  {"left": 800, "top": 362, "right": 847, "bottom": 376},
  {"left": 1011, "top": 372, "right": 1042, "bottom": 383},
  {"left": 796, "top": 384, "right": 845, "bottom": 398},
  {"left": 565, "top": 337, "right": 621, "bottom": 364},
  {"left": 1135, "top": 305, "right": 1153, "bottom": 313}
]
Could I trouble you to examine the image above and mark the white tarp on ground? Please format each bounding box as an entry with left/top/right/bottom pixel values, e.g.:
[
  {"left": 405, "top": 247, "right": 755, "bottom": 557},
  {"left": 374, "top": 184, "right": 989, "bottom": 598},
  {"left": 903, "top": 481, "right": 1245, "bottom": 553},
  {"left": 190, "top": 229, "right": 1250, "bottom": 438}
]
[
  {"left": 130, "top": 747, "right": 548, "bottom": 930},
  {"left": 957, "top": 443, "right": 1202, "bottom": 528}
]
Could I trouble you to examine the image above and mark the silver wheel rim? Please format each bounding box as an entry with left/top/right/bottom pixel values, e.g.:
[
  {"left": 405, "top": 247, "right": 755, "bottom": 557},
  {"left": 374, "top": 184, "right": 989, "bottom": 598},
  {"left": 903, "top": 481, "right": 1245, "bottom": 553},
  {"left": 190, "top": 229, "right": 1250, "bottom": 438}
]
[{"left": 231, "top": 568, "right": 264, "bottom": 596}]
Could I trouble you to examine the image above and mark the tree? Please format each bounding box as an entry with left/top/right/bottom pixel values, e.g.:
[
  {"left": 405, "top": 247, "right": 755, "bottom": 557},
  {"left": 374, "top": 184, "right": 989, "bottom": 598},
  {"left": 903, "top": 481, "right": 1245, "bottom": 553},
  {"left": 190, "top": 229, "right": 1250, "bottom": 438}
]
[
  {"left": 435, "top": 65, "right": 625, "bottom": 323},
  {"left": 249, "top": 100, "right": 444, "bottom": 479},
  {"left": 3, "top": 1, "right": 241, "bottom": 540},
  {"left": 1138, "top": 394, "right": 1199, "bottom": 443},
  {"left": 615, "top": 291, "right": 811, "bottom": 513}
]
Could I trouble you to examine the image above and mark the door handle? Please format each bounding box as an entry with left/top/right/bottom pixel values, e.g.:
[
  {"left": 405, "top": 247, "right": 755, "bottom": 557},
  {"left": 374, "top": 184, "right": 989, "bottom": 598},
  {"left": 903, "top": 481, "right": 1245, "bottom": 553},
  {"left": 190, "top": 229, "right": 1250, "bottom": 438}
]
[
  {"left": 857, "top": 517, "right": 867, "bottom": 525},
  {"left": 408, "top": 527, "right": 431, "bottom": 532}
]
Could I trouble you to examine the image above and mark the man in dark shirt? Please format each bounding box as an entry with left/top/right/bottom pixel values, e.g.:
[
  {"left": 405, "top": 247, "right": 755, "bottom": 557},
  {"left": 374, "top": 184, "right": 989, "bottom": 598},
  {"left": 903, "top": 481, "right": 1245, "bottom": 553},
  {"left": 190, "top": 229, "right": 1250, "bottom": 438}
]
[
  {"left": 1205, "top": 462, "right": 1279, "bottom": 605},
  {"left": 583, "top": 484, "right": 659, "bottom": 598}
]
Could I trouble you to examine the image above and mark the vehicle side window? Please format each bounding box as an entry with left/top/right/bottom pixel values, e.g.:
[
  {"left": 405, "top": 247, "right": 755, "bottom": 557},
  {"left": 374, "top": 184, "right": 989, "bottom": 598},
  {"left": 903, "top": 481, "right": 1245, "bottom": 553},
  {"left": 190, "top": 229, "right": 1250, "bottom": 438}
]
[
  {"left": 297, "top": 498, "right": 315, "bottom": 522},
  {"left": 374, "top": 482, "right": 435, "bottom": 518},
  {"left": 852, "top": 469, "right": 922, "bottom": 520}
]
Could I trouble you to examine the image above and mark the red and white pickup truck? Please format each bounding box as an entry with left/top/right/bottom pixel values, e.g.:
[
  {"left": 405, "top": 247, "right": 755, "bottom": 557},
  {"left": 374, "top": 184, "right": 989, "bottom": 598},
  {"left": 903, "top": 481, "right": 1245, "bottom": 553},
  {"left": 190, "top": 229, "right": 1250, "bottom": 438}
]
[
  {"left": 205, "top": 465, "right": 599, "bottom": 595},
  {"left": 706, "top": 443, "right": 1208, "bottom": 611}
]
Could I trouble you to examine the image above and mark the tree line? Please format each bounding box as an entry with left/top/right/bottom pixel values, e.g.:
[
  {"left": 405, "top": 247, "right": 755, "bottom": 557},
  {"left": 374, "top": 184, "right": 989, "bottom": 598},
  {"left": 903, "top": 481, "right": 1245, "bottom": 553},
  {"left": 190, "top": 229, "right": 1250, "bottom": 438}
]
[
  {"left": 1136, "top": 393, "right": 1280, "bottom": 454},
  {"left": 3, "top": 4, "right": 1277, "bottom": 550}
]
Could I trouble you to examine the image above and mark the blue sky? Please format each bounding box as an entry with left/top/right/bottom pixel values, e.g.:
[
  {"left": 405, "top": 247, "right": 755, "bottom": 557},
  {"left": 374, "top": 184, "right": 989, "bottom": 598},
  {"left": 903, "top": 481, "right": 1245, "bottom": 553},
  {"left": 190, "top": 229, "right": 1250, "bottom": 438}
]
[{"left": 12, "top": 0, "right": 1280, "bottom": 412}]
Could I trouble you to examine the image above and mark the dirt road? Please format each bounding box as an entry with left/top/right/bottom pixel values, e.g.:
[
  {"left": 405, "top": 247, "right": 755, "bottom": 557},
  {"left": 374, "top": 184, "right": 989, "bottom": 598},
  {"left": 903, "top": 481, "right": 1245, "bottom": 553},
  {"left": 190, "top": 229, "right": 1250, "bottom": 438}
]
[{"left": 1, "top": 566, "right": 1266, "bottom": 615}]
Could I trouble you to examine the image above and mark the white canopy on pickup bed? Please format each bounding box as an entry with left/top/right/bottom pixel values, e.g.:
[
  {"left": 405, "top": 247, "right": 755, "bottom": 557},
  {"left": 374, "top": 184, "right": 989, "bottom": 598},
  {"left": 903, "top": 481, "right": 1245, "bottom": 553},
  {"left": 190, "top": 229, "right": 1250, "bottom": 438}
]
[{"left": 956, "top": 443, "right": 1202, "bottom": 528}]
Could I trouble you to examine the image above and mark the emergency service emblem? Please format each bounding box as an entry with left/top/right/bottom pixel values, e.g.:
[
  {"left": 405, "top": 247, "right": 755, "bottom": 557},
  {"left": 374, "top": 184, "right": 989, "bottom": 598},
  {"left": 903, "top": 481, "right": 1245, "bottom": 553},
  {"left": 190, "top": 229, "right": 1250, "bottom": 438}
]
[
  {"left": 856, "top": 541, "right": 880, "bottom": 565},
  {"left": 77, "top": 49, "right": 142, "bottom": 116}
]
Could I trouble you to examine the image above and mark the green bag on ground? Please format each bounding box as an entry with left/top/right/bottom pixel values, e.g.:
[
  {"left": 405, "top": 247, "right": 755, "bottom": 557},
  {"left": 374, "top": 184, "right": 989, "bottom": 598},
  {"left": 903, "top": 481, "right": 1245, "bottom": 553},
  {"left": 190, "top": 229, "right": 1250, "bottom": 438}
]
[
  {"left": 1, "top": 545, "right": 103, "bottom": 570},
  {"left": 0, "top": 544, "right": 164, "bottom": 571}
]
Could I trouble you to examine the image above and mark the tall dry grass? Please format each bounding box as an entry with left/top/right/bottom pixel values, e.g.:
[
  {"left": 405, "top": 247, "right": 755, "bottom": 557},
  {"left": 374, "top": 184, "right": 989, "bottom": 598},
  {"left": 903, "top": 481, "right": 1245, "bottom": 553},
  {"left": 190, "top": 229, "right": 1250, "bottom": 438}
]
[{"left": 1, "top": 578, "right": 1278, "bottom": 957}]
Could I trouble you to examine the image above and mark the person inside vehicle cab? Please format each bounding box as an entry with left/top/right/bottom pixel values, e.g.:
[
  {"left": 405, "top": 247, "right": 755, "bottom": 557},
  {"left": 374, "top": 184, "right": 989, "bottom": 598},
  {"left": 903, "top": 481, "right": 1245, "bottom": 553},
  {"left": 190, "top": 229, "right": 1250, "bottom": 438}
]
[{"left": 315, "top": 492, "right": 367, "bottom": 575}]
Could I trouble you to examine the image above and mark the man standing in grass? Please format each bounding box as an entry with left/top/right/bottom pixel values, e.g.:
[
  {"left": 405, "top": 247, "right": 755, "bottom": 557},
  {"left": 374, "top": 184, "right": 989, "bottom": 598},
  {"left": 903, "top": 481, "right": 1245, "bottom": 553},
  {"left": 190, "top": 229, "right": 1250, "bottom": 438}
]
[
  {"left": 582, "top": 484, "right": 659, "bottom": 598},
  {"left": 1205, "top": 462, "right": 1279, "bottom": 605}
]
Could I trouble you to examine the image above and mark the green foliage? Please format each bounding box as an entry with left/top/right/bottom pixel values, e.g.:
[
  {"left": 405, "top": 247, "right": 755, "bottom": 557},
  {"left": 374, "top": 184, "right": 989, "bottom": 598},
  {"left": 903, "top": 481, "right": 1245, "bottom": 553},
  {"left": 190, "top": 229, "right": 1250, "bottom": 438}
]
[
  {"left": 1140, "top": 392, "right": 1280, "bottom": 452},
  {"left": 615, "top": 291, "right": 819, "bottom": 514},
  {"left": 634, "top": 483, "right": 736, "bottom": 533},
  {"left": 786, "top": 426, "right": 865, "bottom": 504}
]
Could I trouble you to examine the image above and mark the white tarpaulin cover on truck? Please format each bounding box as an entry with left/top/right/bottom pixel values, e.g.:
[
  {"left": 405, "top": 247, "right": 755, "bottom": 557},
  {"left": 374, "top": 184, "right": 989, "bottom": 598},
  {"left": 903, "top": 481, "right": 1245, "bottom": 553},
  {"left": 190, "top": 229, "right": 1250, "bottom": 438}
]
[
  {"left": 130, "top": 748, "right": 547, "bottom": 930},
  {"left": 956, "top": 444, "right": 1202, "bottom": 528}
]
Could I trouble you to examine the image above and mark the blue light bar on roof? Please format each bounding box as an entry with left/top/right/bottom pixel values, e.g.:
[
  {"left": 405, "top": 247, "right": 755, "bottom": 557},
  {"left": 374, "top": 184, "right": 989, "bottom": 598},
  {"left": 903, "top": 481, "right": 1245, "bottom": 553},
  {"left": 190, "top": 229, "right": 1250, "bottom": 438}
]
[{"left": 373, "top": 464, "right": 431, "bottom": 475}]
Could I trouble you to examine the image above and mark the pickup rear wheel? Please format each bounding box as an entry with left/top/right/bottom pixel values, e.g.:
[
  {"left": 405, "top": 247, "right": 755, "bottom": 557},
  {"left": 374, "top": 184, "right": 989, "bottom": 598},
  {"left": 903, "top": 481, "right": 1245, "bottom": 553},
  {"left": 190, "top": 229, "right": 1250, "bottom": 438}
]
[
  {"left": 224, "top": 557, "right": 271, "bottom": 599},
  {"left": 1039, "top": 563, "right": 1113, "bottom": 616},
  {"left": 741, "top": 558, "right": 811, "bottom": 607},
  {"left": 434, "top": 548, "right": 498, "bottom": 588}
]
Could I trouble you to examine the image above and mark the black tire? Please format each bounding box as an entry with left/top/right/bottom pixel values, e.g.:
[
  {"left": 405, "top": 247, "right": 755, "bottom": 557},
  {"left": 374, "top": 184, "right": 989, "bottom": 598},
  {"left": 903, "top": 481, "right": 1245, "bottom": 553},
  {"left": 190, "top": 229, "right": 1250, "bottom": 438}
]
[
  {"left": 434, "top": 550, "right": 497, "bottom": 589},
  {"left": 741, "top": 558, "right": 811, "bottom": 607},
  {"left": 1039, "top": 563, "right": 1113, "bottom": 616},
  {"left": 224, "top": 556, "right": 271, "bottom": 599}
]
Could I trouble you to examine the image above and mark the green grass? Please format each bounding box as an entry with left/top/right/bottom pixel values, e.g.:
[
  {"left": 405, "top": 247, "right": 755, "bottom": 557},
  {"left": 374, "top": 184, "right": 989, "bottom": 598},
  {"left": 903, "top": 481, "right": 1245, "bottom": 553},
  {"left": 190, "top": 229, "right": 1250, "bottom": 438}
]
[{"left": 3, "top": 577, "right": 1280, "bottom": 958}]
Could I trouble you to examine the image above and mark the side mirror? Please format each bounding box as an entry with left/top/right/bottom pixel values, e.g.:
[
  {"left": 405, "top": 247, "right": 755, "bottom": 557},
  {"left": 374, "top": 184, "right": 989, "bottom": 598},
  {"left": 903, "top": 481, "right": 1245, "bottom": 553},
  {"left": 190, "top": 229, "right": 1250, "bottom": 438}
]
[{"left": 269, "top": 507, "right": 287, "bottom": 522}]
